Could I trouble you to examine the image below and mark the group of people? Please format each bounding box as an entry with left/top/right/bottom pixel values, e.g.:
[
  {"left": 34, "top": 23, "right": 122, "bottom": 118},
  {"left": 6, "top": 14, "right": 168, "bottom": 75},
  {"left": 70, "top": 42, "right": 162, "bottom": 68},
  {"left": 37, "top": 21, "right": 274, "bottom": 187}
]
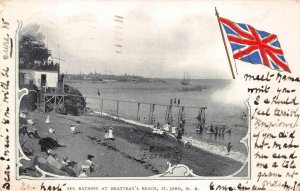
[
  {"left": 170, "top": 98, "right": 181, "bottom": 106},
  {"left": 19, "top": 113, "right": 41, "bottom": 156},
  {"left": 152, "top": 121, "right": 185, "bottom": 140},
  {"left": 47, "top": 120, "right": 80, "bottom": 140},
  {"left": 45, "top": 118, "right": 102, "bottom": 177},
  {"left": 20, "top": 59, "right": 60, "bottom": 71},
  {"left": 19, "top": 113, "right": 101, "bottom": 177},
  {"left": 198, "top": 123, "right": 230, "bottom": 139},
  {"left": 152, "top": 122, "right": 166, "bottom": 137},
  {"left": 45, "top": 148, "right": 97, "bottom": 177},
  {"left": 196, "top": 122, "right": 233, "bottom": 153}
]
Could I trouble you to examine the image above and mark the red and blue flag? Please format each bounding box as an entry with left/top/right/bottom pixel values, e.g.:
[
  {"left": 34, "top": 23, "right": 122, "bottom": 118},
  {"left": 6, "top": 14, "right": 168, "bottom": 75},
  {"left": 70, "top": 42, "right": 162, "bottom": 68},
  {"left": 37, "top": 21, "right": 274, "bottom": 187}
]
[{"left": 219, "top": 17, "right": 291, "bottom": 73}]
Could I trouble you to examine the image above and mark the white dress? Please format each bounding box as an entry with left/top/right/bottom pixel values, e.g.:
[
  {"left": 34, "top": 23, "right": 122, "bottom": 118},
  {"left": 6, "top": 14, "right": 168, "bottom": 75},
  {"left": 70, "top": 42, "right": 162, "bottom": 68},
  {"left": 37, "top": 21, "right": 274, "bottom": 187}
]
[
  {"left": 104, "top": 131, "right": 109, "bottom": 139},
  {"left": 46, "top": 116, "right": 50, "bottom": 124},
  {"left": 49, "top": 128, "right": 55, "bottom": 134},
  {"left": 108, "top": 129, "right": 113, "bottom": 139},
  {"left": 152, "top": 127, "right": 158, "bottom": 134},
  {"left": 171, "top": 126, "right": 177, "bottom": 134},
  {"left": 70, "top": 126, "right": 76, "bottom": 133},
  {"left": 27, "top": 119, "right": 33, "bottom": 125}
]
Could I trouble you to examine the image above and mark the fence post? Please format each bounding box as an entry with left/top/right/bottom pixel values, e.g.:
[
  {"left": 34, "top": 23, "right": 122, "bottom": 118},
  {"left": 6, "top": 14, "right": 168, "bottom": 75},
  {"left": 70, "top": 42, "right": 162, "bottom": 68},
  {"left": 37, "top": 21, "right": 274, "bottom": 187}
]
[
  {"left": 84, "top": 97, "right": 86, "bottom": 114},
  {"left": 137, "top": 102, "right": 140, "bottom": 120},
  {"left": 37, "top": 92, "right": 40, "bottom": 108},
  {"left": 149, "top": 104, "right": 155, "bottom": 124},
  {"left": 116, "top": 100, "right": 119, "bottom": 118},
  {"left": 43, "top": 94, "right": 46, "bottom": 113},
  {"left": 100, "top": 99, "right": 103, "bottom": 116}
]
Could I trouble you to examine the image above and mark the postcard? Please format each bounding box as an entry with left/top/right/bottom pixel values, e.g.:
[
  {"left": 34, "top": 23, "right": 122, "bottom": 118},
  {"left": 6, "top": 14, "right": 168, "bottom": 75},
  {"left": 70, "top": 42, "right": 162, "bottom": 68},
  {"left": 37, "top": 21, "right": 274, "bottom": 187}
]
[{"left": 0, "top": 1, "right": 299, "bottom": 191}]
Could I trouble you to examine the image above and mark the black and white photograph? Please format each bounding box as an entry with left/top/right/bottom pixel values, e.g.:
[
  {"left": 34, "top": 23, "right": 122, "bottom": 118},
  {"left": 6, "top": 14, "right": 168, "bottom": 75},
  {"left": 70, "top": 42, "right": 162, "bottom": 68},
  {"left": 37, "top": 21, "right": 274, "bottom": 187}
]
[{"left": 15, "top": 1, "right": 256, "bottom": 178}]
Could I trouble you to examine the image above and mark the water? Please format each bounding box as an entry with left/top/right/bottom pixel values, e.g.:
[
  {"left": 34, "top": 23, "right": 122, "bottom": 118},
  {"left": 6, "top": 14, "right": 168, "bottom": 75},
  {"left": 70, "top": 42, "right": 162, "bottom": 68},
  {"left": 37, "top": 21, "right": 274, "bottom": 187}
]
[{"left": 66, "top": 79, "right": 248, "bottom": 161}]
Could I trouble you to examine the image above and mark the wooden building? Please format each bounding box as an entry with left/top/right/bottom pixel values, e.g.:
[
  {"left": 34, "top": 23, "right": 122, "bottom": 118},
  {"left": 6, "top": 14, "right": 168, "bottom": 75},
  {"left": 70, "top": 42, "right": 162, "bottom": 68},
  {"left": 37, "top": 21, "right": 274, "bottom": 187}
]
[
  {"left": 19, "top": 69, "right": 59, "bottom": 90},
  {"left": 19, "top": 65, "right": 65, "bottom": 112}
]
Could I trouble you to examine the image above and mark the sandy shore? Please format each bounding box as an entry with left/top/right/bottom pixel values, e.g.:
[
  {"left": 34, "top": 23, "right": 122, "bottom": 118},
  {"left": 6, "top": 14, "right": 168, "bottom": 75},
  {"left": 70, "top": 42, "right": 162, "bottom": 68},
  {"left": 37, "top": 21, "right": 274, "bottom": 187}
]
[
  {"left": 97, "top": 111, "right": 247, "bottom": 164},
  {"left": 19, "top": 110, "right": 246, "bottom": 177}
]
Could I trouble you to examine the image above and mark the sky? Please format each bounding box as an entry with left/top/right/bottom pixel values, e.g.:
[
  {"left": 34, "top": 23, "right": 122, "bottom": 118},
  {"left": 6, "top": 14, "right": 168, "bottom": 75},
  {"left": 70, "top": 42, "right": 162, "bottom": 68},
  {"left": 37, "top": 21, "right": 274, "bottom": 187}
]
[{"left": 4, "top": 0, "right": 300, "bottom": 79}]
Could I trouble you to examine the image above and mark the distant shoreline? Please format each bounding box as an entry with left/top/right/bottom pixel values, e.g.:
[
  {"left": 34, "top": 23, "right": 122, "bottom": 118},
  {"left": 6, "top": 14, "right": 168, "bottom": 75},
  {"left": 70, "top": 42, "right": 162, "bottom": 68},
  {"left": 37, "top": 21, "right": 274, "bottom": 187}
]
[{"left": 64, "top": 78, "right": 232, "bottom": 82}]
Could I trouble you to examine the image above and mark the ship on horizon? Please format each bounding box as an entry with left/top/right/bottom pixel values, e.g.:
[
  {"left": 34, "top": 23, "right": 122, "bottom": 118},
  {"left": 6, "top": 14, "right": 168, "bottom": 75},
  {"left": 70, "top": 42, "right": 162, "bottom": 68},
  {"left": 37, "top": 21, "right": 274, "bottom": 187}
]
[{"left": 181, "top": 72, "right": 192, "bottom": 85}]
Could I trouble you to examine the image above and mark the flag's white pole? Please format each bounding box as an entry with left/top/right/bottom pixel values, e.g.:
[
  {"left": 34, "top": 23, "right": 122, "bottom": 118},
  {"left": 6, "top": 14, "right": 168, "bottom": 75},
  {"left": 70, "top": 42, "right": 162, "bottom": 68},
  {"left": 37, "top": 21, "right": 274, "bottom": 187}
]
[{"left": 215, "top": 7, "right": 236, "bottom": 79}]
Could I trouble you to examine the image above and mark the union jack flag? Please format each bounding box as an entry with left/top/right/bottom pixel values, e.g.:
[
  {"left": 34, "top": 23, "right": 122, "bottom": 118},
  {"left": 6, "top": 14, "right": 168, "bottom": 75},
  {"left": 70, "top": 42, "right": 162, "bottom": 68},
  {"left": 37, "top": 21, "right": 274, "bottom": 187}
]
[{"left": 219, "top": 17, "right": 291, "bottom": 73}]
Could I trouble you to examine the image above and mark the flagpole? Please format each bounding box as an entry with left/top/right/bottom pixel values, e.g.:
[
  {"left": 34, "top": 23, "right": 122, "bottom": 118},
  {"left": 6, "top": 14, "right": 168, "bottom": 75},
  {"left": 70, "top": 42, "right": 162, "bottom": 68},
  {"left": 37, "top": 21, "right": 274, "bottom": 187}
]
[{"left": 215, "top": 7, "right": 236, "bottom": 79}]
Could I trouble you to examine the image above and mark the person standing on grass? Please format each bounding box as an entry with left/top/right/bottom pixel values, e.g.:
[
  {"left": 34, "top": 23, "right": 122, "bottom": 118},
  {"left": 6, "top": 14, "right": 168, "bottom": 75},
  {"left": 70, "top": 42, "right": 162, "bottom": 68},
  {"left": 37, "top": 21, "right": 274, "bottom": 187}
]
[
  {"left": 70, "top": 124, "right": 76, "bottom": 134},
  {"left": 171, "top": 125, "right": 177, "bottom": 135},
  {"left": 156, "top": 122, "right": 161, "bottom": 134},
  {"left": 104, "top": 128, "right": 109, "bottom": 140},
  {"left": 227, "top": 142, "right": 232, "bottom": 154},
  {"left": 108, "top": 127, "right": 114, "bottom": 140},
  {"left": 46, "top": 116, "right": 50, "bottom": 124},
  {"left": 157, "top": 122, "right": 164, "bottom": 137}
]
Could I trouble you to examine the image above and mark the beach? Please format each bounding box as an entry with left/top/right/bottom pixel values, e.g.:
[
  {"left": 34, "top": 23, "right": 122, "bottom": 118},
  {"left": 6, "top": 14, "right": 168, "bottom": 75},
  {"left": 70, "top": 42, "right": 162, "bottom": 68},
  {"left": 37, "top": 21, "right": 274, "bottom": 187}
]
[
  {"left": 20, "top": 109, "right": 245, "bottom": 177},
  {"left": 67, "top": 79, "right": 249, "bottom": 159}
]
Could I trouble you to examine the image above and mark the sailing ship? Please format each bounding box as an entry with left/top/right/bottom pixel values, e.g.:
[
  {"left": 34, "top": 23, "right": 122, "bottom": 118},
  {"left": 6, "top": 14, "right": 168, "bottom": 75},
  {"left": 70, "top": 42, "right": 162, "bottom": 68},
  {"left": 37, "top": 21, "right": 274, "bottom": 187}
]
[{"left": 181, "top": 72, "right": 192, "bottom": 85}]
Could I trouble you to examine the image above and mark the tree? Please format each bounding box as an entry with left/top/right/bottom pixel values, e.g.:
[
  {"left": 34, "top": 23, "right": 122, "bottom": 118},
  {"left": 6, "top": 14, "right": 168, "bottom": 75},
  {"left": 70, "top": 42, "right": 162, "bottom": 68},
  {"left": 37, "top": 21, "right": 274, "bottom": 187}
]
[{"left": 19, "top": 24, "right": 51, "bottom": 66}]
